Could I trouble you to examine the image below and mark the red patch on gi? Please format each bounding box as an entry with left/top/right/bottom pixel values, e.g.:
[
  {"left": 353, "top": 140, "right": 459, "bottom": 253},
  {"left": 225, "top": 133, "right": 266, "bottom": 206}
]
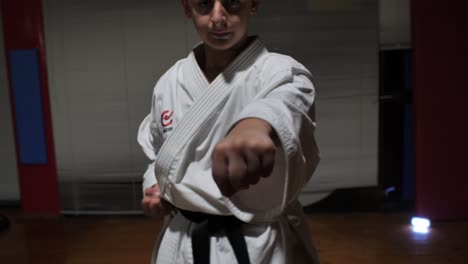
[{"left": 161, "top": 110, "right": 173, "bottom": 127}]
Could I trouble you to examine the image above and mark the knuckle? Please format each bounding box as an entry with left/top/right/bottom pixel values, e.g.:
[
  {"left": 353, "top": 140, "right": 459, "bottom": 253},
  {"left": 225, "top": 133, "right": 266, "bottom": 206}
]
[
  {"left": 262, "top": 140, "right": 276, "bottom": 152},
  {"left": 213, "top": 142, "right": 230, "bottom": 158},
  {"left": 245, "top": 140, "right": 260, "bottom": 151},
  {"left": 218, "top": 141, "right": 230, "bottom": 151},
  {"left": 248, "top": 139, "right": 275, "bottom": 153},
  {"left": 231, "top": 139, "right": 245, "bottom": 150}
]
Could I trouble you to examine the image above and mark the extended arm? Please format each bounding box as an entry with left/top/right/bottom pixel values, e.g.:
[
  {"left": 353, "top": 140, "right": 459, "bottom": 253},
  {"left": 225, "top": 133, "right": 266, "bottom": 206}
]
[{"left": 215, "top": 59, "right": 320, "bottom": 220}]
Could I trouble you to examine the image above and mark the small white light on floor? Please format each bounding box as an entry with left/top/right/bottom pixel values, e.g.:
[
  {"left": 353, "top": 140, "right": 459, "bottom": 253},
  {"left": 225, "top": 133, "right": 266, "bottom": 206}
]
[{"left": 411, "top": 217, "right": 431, "bottom": 234}]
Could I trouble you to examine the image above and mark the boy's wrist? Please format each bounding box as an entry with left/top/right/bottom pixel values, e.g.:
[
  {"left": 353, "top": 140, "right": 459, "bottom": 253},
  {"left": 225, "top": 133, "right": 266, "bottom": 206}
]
[
  {"left": 235, "top": 117, "right": 271, "bottom": 133},
  {"left": 234, "top": 118, "right": 279, "bottom": 145}
]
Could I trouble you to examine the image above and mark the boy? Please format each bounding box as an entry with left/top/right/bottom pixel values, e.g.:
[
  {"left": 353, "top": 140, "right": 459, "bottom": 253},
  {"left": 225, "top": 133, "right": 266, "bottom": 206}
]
[{"left": 138, "top": 0, "right": 320, "bottom": 263}]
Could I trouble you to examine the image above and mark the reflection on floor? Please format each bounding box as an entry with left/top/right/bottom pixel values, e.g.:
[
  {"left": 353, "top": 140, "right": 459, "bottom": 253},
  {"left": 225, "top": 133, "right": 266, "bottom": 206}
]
[{"left": 0, "top": 210, "right": 467, "bottom": 264}]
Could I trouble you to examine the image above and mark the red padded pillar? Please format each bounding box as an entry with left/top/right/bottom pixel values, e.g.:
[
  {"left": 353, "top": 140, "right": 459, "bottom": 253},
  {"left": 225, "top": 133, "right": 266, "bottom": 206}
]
[
  {"left": 412, "top": 0, "right": 468, "bottom": 220},
  {"left": 1, "top": 0, "right": 60, "bottom": 214}
]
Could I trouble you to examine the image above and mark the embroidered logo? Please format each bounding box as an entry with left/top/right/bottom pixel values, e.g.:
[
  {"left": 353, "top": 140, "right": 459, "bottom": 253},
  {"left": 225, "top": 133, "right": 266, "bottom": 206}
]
[{"left": 161, "top": 110, "right": 173, "bottom": 133}]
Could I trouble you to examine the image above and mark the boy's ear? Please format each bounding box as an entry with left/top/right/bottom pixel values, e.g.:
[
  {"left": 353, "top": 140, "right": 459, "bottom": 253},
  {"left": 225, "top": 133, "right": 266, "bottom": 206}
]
[
  {"left": 181, "top": 0, "right": 192, "bottom": 18},
  {"left": 251, "top": 0, "right": 261, "bottom": 15}
]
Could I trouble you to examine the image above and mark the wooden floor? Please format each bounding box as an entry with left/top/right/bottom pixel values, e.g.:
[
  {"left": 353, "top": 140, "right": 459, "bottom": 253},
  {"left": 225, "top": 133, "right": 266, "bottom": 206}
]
[{"left": 1, "top": 210, "right": 467, "bottom": 264}]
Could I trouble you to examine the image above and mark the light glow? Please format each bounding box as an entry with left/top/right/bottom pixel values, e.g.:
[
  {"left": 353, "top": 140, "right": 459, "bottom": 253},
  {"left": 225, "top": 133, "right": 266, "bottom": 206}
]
[{"left": 411, "top": 217, "right": 431, "bottom": 234}]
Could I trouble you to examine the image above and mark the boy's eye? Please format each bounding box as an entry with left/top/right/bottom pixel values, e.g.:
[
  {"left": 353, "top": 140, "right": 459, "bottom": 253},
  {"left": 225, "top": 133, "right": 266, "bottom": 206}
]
[
  {"left": 193, "top": 0, "right": 243, "bottom": 15},
  {"left": 222, "top": 0, "right": 240, "bottom": 5},
  {"left": 195, "top": 0, "right": 213, "bottom": 14},
  {"left": 222, "top": 0, "right": 241, "bottom": 12},
  {"left": 198, "top": 0, "right": 211, "bottom": 8},
  {"left": 223, "top": 0, "right": 240, "bottom": 9}
]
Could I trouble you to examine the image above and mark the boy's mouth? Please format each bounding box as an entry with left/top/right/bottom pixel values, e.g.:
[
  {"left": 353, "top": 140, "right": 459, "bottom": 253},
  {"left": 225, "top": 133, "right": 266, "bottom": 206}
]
[{"left": 211, "top": 32, "right": 232, "bottom": 39}]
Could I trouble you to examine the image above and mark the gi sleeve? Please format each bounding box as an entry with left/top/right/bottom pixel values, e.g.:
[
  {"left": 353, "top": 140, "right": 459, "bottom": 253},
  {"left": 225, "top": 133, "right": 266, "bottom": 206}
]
[
  {"left": 223, "top": 58, "right": 320, "bottom": 222},
  {"left": 137, "top": 91, "right": 163, "bottom": 192}
]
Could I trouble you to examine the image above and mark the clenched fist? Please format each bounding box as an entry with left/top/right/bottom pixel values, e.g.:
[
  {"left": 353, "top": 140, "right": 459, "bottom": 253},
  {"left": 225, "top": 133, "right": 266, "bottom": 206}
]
[
  {"left": 212, "top": 118, "right": 277, "bottom": 197},
  {"left": 141, "top": 184, "right": 173, "bottom": 219}
]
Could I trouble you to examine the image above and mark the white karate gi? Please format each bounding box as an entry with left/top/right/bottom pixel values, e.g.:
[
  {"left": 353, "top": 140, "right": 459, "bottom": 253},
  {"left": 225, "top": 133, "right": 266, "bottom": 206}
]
[{"left": 138, "top": 37, "right": 320, "bottom": 264}]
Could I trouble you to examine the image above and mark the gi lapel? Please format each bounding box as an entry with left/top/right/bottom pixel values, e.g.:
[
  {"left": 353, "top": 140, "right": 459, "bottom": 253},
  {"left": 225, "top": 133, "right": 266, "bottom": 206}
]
[{"left": 156, "top": 38, "right": 267, "bottom": 195}]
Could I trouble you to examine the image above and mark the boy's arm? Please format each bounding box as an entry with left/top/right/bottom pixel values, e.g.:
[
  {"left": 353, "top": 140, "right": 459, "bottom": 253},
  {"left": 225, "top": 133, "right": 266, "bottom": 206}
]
[
  {"left": 216, "top": 60, "right": 320, "bottom": 221},
  {"left": 137, "top": 114, "right": 159, "bottom": 191},
  {"left": 138, "top": 108, "right": 173, "bottom": 218}
]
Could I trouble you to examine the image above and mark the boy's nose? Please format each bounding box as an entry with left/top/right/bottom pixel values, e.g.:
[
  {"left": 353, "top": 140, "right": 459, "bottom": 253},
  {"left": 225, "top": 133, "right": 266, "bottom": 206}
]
[{"left": 210, "top": 1, "right": 227, "bottom": 28}]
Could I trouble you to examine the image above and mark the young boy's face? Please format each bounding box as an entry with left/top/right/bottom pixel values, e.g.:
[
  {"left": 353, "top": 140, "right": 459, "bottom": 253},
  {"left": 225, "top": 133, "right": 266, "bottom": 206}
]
[{"left": 182, "top": 0, "right": 259, "bottom": 51}]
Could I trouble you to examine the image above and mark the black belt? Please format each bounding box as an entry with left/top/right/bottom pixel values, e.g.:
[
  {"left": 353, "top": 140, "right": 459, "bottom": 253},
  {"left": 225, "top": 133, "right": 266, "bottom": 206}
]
[{"left": 178, "top": 209, "right": 251, "bottom": 264}]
